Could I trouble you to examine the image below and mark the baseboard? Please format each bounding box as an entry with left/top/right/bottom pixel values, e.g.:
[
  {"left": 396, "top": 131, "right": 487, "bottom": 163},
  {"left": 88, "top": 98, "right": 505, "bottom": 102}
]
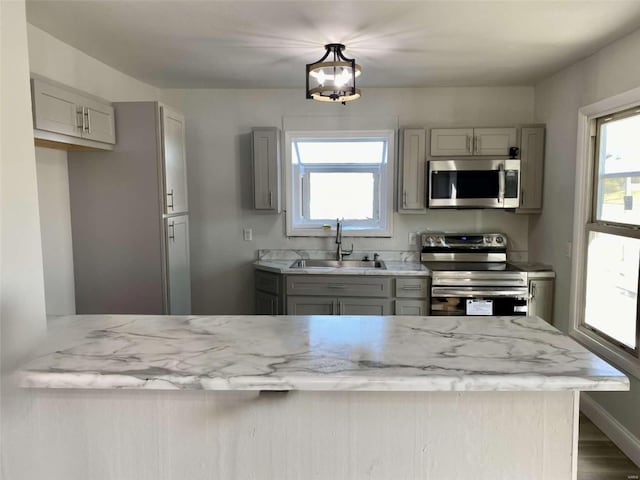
[{"left": 581, "top": 393, "right": 640, "bottom": 468}]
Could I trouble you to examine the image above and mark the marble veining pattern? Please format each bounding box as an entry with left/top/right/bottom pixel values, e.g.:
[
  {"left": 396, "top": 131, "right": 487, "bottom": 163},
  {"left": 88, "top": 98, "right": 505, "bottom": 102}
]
[{"left": 19, "top": 315, "right": 628, "bottom": 392}]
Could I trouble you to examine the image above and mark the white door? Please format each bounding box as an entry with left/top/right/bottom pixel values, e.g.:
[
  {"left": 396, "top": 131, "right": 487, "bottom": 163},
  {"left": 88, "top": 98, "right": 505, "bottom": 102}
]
[
  {"left": 430, "top": 128, "right": 473, "bottom": 156},
  {"left": 166, "top": 215, "right": 191, "bottom": 315},
  {"left": 162, "top": 106, "right": 189, "bottom": 214}
]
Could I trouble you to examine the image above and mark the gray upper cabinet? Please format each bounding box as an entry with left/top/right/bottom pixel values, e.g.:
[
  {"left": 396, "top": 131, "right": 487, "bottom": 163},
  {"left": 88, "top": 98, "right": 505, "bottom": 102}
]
[
  {"left": 252, "top": 127, "right": 281, "bottom": 212},
  {"left": 430, "top": 128, "right": 473, "bottom": 156},
  {"left": 398, "top": 128, "right": 427, "bottom": 213},
  {"left": 473, "top": 128, "right": 517, "bottom": 156},
  {"left": 162, "top": 106, "right": 189, "bottom": 214},
  {"left": 517, "top": 126, "right": 545, "bottom": 213},
  {"left": 31, "top": 77, "right": 115, "bottom": 147},
  {"left": 430, "top": 127, "right": 516, "bottom": 157}
]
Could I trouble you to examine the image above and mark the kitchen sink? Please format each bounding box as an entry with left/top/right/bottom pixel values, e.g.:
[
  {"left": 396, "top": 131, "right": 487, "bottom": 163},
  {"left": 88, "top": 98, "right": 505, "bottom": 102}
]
[{"left": 289, "top": 259, "right": 386, "bottom": 269}]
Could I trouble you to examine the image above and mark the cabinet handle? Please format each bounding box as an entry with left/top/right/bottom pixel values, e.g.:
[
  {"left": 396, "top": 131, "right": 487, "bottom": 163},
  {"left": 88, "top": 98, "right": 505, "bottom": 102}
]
[
  {"left": 168, "top": 222, "right": 175, "bottom": 241},
  {"left": 473, "top": 136, "right": 479, "bottom": 153},
  {"left": 337, "top": 301, "right": 341, "bottom": 315},
  {"left": 403, "top": 191, "right": 407, "bottom": 207},
  {"left": 83, "top": 107, "right": 91, "bottom": 133},
  {"left": 466, "top": 135, "right": 471, "bottom": 153},
  {"left": 530, "top": 283, "right": 536, "bottom": 300},
  {"left": 401, "top": 286, "right": 423, "bottom": 290},
  {"left": 76, "top": 107, "right": 85, "bottom": 131},
  {"left": 268, "top": 191, "right": 273, "bottom": 208},
  {"left": 328, "top": 284, "right": 345, "bottom": 289},
  {"left": 167, "top": 189, "right": 174, "bottom": 210}
]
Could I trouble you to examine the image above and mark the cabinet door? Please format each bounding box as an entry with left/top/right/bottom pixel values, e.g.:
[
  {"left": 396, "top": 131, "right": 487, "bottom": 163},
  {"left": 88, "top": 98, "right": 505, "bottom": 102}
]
[
  {"left": 398, "top": 128, "right": 427, "bottom": 212},
  {"left": 32, "top": 78, "right": 82, "bottom": 137},
  {"left": 82, "top": 101, "right": 116, "bottom": 144},
  {"left": 162, "top": 106, "right": 189, "bottom": 214},
  {"left": 287, "top": 296, "right": 336, "bottom": 315},
  {"left": 339, "top": 298, "right": 392, "bottom": 315},
  {"left": 256, "top": 291, "right": 279, "bottom": 315},
  {"left": 473, "top": 128, "right": 517, "bottom": 156},
  {"left": 528, "top": 278, "right": 554, "bottom": 324},
  {"left": 395, "top": 300, "right": 426, "bottom": 316},
  {"left": 430, "top": 128, "right": 473, "bottom": 156},
  {"left": 253, "top": 127, "right": 281, "bottom": 211},
  {"left": 166, "top": 215, "right": 191, "bottom": 315},
  {"left": 518, "top": 127, "right": 545, "bottom": 211}
]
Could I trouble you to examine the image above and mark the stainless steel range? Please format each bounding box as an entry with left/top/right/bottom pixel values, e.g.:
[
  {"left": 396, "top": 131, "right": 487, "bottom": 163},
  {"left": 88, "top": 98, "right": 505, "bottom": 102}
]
[{"left": 421, "top": 233, "right": 529, "bottom": 316}]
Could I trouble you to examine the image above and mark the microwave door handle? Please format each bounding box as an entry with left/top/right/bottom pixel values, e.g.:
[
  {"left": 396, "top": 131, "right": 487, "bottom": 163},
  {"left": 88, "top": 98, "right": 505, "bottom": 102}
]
[{"left": 498, "top": 164, "right": 505, "bottom": 204}]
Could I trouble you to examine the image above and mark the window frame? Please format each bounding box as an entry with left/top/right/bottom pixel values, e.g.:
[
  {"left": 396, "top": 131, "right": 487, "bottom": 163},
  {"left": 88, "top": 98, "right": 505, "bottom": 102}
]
[
  {"left": 571, "top": 96, "right": 640, "bottom": 379},
  {"left": 284, "top": 130, "right": 395, "bottom": 237}
]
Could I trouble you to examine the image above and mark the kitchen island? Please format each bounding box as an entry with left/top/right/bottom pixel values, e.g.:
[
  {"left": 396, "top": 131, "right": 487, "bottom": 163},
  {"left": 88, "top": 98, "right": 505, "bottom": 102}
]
[{"left": 18, "top": 314, "right": 628, "bottom": 479}]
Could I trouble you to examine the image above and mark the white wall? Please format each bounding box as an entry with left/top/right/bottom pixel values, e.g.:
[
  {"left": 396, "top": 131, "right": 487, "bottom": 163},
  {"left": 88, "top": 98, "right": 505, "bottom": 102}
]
[
  {"left": 162, "top": 87, "right": 535, "bottom": 314},
  {"left": 0, "top": 0, "right": 48, "bottom": 473},
  {"left": 27, "top": 24, "right": 161, "bottom": 315},
  {"left": 532, "top": 27, "right": 640, "bottom": 451},
  {"left": 35, "top": 147, "right": 75, "bottom": 315}
]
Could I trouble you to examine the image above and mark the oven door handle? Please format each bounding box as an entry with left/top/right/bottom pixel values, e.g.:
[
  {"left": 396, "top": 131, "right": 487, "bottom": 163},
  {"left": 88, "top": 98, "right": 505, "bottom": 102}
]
[{"left": 432, "top": 287, "right": 529, "bottom": 298}]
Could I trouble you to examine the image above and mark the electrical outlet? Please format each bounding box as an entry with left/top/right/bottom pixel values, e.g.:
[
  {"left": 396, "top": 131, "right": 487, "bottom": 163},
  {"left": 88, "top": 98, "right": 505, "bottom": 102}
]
[
  {"left": 565, "top": 241, "right": 572, "bottom": 259},
  {"left": 408, "top": 232, "right": 417, "bottom": 245},
  {"left": 243, "top": 228, "right": 253, "bottom": 241}
]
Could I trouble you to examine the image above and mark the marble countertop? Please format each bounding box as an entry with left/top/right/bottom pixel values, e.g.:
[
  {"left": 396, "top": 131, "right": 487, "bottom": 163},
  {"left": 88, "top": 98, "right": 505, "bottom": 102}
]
[
  {"left": 20, "top": 315, "right": 628, "bottom": 392},
  {"left": 254, "top": 259, "right": 430, "bottom": 276}
]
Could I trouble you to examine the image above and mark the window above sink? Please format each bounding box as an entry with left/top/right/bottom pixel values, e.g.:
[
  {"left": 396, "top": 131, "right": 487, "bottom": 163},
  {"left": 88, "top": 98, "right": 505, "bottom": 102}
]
[{"left": 284, "top": 130, "right": 395, "bottom": 237}]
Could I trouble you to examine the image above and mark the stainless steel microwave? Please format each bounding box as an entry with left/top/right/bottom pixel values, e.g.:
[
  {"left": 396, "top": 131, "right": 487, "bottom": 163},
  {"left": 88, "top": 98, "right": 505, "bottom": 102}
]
[{"left": 428, "top": 159, "right": 521, "bottom": 209}]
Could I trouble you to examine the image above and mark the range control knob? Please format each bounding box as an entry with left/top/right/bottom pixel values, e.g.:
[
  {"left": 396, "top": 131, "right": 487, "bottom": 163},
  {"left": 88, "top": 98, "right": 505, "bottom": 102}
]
[
  {"left": 496, "top": 236, "right": 504, "bottom": 244},
  {"left": 426, "top": 236, "right": 434, "bottom": 245}
]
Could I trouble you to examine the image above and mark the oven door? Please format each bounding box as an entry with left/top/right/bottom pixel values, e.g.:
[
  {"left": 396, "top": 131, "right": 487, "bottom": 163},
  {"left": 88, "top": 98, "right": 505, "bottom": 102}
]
[
  {"left": 430, "top": 286, "right": 528, "bottom": 316},
  {"left": 429, "top": 159, "right": 520, "bottom": 208}
]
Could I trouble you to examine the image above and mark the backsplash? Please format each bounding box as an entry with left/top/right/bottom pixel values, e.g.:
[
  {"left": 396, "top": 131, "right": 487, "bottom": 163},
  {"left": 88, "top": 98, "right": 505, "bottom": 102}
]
[{"left": 257, "top": 249, "right": 528, "bottom": 262}]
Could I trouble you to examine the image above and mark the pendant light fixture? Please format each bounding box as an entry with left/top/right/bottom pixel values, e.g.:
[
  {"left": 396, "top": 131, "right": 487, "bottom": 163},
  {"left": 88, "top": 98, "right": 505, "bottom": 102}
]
[{"left": 306, "top": 43, "right": 361, "bottom": 104}]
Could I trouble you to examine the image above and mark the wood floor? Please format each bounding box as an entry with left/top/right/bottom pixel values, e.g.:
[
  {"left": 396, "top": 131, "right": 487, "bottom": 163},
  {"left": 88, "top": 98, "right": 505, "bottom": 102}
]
[{"left": 578, "top": 414, "right": 640, "bottom": 480}]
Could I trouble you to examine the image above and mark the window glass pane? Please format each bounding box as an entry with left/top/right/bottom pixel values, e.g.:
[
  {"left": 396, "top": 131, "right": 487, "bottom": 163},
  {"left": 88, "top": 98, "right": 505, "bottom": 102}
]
[
  {"left": 584, "top": 231, "right": 638, "bottom": 349},
  {"left": 595, "top": 112, "right": 640, "bottom": 226},
  {"left": 308, "top": 172, "right": 375, "bottom": 220},
  {"left": 295, "top": 140, "right": 385, "bottom": 164}
]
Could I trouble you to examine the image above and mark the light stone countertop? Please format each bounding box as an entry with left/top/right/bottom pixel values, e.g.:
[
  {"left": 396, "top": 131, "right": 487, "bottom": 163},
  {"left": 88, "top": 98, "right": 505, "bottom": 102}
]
[
  {"left": 254, "top": 259, "right": 430, "bottom": 276},
  {"left": 19, "top": 314, "right": 628, "bottom": 392}
]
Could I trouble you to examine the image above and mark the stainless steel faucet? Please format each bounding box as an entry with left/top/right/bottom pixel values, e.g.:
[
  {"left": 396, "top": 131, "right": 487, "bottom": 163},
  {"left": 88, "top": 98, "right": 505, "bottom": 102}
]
[{"left": 335, "top": 219, "right": 353, "bottom": 261}]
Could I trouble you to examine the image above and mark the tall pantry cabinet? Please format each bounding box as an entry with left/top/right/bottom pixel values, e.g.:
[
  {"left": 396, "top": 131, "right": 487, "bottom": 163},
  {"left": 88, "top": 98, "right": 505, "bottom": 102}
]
[{"left": 68, "top": 102, "right": 191, "bottom": 315}]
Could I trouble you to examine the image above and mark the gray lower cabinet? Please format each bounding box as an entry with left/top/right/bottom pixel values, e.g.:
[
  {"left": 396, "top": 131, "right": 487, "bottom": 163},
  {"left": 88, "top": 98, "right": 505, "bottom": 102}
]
[
  {"left": 395, "top": 299, "right": 427, "bottom": 316},
  {"left": 255, "top": 270, "right": 283, "bottom": 314},
  {"left": 287, "top": 296, "right": 337, "bottom": 315},
  {"left": 528, "top": 278, "right": 554, "bottom": 324},
  {"left": 256, "top": 290, "right": 280, "bottom": 315},
  {"left": 255, "top": 273, "right": 429, "bottom": 316}
]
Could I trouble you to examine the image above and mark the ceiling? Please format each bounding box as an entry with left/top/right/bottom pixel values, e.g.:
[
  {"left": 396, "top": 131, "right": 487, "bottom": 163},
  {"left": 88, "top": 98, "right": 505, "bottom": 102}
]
[{"left": 26, "top": 0, "right": 640, "bottom": 89}]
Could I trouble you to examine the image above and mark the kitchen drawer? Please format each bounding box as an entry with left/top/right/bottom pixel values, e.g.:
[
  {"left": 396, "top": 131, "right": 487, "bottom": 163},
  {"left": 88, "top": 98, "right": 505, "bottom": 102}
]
[
  {"left": 255, "top": 270, "right": 281, "bottom": 294},
  {"left": 286, "top": 275, "right": 391, "bottom": 298},
  {"left": 395, "top": 278, "right": 428, "bottom": 298},
  {"left": 395, "top": 299, "right": 427, "bottom": 316}
]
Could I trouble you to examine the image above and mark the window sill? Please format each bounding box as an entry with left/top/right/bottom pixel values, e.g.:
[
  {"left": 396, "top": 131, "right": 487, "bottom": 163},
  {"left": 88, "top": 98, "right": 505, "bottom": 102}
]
[
  {"left": 286, "top": 227, "right": 392, "bottom": 238},
  {"left": 570, "top": 325, "right": 640, "bottom": 380}
]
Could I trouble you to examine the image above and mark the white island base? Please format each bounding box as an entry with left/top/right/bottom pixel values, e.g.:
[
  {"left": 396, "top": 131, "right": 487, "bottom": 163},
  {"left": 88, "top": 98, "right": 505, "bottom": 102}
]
[{"left": 22, "top": 389, "right": 578, "bottom": 480}]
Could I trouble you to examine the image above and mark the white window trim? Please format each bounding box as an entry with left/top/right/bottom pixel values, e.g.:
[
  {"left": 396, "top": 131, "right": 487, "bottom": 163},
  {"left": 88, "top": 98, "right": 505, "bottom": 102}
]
[
  {"left": 570, "top": 85, "right": 640, "bottom": 379},
  {"left": 284, "top": 130, "right": 395, "bottom": 237}
]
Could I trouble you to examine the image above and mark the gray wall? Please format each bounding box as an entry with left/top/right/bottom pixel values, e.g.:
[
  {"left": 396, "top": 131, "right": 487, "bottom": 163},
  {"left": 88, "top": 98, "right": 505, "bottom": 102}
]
[
  {"left": 162, "top": 86, "right": 535, "bottom": 314},
  {"left": 532, "top": 27, "right": 640, "bottom": 444}
]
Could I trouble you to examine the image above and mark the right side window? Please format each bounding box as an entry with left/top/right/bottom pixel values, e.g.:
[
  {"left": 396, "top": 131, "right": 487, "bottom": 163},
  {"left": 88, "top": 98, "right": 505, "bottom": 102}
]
[{"left": 583, "top": 107, "right": 640, "bottom": 354}]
